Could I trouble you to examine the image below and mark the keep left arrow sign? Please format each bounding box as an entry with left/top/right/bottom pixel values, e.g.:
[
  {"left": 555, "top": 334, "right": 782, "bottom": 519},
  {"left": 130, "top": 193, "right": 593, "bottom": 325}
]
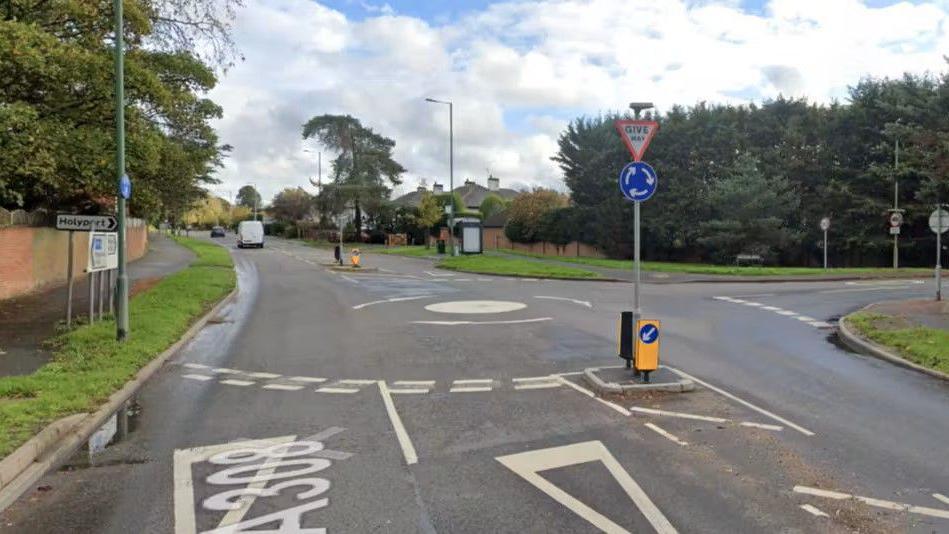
[{"left": 56, "top": 214, "right": 118, "bottom": 232}]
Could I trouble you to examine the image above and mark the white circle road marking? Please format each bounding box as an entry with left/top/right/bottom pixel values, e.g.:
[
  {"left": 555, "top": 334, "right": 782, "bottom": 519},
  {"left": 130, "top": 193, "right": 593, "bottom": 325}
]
[{"left": 424, "top": 300, "right": 526, "bottom": 314}]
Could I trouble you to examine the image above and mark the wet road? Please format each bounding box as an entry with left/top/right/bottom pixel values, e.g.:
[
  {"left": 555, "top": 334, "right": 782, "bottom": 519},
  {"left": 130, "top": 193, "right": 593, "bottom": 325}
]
[{"left": 3, "top": 237, "right": 947, "bottom": 533}]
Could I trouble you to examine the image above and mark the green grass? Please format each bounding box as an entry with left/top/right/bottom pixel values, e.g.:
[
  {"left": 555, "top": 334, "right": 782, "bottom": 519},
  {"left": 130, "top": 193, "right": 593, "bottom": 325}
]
[
  {"left": 0, "top": 237, "right": 235, "bottom": 458},
  {"left": 500, "top": 249, "right": 930, "bottom": 276},
  {"left": 376, "top": 245, "right": 437, "bottom": 258},
  {"left": 437, "top": 254, "right": 600, "bottom": 279},
  {"left": 846, "top": 312, "right": 949, "bottom": 374}
]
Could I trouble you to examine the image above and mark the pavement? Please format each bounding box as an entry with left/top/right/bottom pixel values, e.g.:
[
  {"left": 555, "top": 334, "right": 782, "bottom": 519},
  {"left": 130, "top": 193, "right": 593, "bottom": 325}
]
[
  {"left": 2, "top": 236, "right": 947, "bottom": 533},
  {"left": 0, "top": 233, "right": 194, "bottom": 377}
]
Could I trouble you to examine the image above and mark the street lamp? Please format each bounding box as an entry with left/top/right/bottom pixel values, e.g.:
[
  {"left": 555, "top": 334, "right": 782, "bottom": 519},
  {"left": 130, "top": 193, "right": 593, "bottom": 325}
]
[
  {"left": 245, "top": 182, "right": 259, "bottom": 221},
  {"left": 425, "top": 97, "right": 456, "bottom": 256},
  {"left": 303, "top": 148, "right": 322, "bottom": 190},
  {"left": 629, "top": 101, "right": 654, "bottom": 120}
]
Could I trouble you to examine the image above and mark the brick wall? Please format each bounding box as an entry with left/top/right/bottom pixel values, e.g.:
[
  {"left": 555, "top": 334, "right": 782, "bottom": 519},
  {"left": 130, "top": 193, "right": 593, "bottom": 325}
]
[
  {"left": 0, "top": 220, "right": 148, "bottom": 300},
  {"left": 482, "top": 227, "right": 605, "bottom": 258}
]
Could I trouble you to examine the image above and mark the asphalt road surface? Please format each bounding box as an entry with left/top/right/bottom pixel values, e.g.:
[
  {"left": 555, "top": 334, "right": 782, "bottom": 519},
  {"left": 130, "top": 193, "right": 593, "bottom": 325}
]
[{"left": 3, "top": 237, "right": 947, "bottom": 533}]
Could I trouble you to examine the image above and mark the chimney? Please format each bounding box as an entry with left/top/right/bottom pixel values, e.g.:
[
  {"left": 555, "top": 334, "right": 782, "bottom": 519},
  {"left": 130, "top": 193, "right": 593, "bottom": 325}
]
[
  {"left": 464, "top": 179, "right": 474, "bottom": 186},
  {"left": 433, "top": 183, "right": 444, "bottom": 194},
  {"left": 488, "top": 176, "right": 499, "bottom": 191},
  {"left": 417, "top": 183, "right": 426, "bottom": 193}
]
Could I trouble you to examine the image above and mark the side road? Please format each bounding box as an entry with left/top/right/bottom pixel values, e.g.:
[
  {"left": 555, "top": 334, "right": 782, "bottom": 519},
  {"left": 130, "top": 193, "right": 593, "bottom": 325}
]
[
  {"left": 0, "top": 237, "right": 236, "bottom": 511},
  {"left": 0, "top": 234, "right": 195, "bottom": 377}
]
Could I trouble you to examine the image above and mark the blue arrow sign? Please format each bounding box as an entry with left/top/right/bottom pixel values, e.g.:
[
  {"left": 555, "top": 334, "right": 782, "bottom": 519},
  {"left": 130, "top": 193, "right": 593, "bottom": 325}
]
[
  {"left": 639, "top": 323, "right": 659, "bottom": 344},
  {"left": 619, "top": 162, "right": 658, "bottom": 202},
  {"left": 119, "top": 174, "right": 132, "bottom": 200}
]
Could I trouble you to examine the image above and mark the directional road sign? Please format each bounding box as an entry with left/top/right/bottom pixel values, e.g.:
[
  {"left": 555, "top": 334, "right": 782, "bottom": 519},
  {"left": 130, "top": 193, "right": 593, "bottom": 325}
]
[
  {"left": 614, "top": 120, "right": 658, "bottom": 162},
  {"left": 56, "top": 213, "right": 118, "bottom": 232},
  {"left": 890, "top": 212, "right": 903, "bottom": 227},
  {"left": 619, "top": 162, "right": 658, "bottom": 202},
  {"left": 635, "top": 319, "right": 660, "bottom": 372},
  {"left": 929, "top": 208, "right": 949, "bottom": 234},
  {"left": 119, "top": 174, "right": 132, "bottom": 199},
  {"left": 638, "top": 322, "right": 659, "bottom": 344},
  {"left": 820, "top": 217, "right": 830, "bottom": 231}
]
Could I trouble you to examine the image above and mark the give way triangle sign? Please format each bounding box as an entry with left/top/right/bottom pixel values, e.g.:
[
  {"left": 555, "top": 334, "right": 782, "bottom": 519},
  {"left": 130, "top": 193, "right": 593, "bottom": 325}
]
[{"left": 615, "top": 120, "right": 659, "bottom": 162}]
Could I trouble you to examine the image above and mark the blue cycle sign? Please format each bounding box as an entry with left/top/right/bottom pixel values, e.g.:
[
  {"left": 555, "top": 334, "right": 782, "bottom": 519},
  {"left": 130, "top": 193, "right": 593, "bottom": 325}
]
[
  {"left": 619, "top": 161, "right": 658, "bottom": 202},
  {"left": 639, "top": 323, "right": 659, "bottom": 344}
]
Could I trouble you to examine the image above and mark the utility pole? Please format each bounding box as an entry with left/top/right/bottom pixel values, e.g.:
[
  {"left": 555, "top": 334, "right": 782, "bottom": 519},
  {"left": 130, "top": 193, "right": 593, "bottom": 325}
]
[{"left": 113, "top": 0, "right": 129, "bottom": 341}]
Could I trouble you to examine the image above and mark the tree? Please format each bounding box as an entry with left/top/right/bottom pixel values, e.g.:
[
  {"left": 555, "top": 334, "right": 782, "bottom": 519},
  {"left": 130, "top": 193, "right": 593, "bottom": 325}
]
[
  {"left": 504, "top": 189, "right": 568, "bottom": 243},
  {"left": 416, "top": 192, "right": 443, "bottom": 248},
  {"left": 696, "top": 154, "right": 802, "bottom": 263},
  {"left": 236, "top": 185, "right": 262, "bottom": 210},
  {"left": 301, "top": 115, "right": 405, "bottom": 233},
  {"left": 270, "top": 187, "right": 313, "bottom": 224},
  {"left": 480, "top": 194, "right": 509, "bottom": 219}
]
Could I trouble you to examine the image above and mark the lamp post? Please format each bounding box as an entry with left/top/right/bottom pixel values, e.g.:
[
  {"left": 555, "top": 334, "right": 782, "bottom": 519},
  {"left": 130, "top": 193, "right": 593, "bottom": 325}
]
[
  {"left": 425, "top": 98, "right": 456, "bottom": 256},
  {"left": 113, "top": 0, "right": 129, "bottom": 341}
]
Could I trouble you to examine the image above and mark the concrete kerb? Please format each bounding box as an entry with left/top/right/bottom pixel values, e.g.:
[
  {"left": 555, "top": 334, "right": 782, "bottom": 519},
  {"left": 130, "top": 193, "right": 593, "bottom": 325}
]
[
  {"left": 436, "top": 267, "right": 628, "bottom": 283},
  {"left": 837, "top": 307, "right": 949, "bottom": 382},
  {"left": 583, "top": 365, "right": 695, "bottom": 394},
  {"left": 0, "top": 286, "right": 239, "bottom": 512}
]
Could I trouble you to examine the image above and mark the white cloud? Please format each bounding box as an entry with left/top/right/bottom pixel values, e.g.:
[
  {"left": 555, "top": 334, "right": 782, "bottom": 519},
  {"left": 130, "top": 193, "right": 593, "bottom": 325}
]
[{"left": 206, "top": 0, "right": 949, "bottom": 203}]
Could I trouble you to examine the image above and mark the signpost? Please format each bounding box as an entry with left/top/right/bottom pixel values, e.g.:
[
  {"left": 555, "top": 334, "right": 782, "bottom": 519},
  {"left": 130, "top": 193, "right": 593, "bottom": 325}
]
[
  {"left": 930, "top": 207, "right": 948, "bottom": 301},
  {"left": 820, "top": 217, "right": 830, "bottom": 269},
  {"left": 614, "top": 115, "right": 659, "bottom": 375},
  {"left": 56, "top": 214, "right": 117, "bottom": 232},
  {"left": 888, "top": 210, "right": 904, "bottom": 266},
  {"left": 56, "top": 215, "right": 119, "bottom": 327}
]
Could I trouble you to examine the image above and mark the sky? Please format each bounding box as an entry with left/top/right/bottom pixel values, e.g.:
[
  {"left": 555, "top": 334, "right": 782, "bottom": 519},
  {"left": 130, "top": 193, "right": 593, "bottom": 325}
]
[{"left": 206, "top": 0, "right": 949, "bottom": 204}]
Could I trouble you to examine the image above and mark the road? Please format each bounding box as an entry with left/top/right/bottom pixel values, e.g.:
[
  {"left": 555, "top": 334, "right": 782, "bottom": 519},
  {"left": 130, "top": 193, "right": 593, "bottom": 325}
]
[{"left": 3, "top": 236, "right": 947, "bottom": 533}]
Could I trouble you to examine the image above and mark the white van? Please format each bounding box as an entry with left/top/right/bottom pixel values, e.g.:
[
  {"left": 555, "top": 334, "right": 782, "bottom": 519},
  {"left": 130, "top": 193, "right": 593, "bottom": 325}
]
[{"left": 237, "top": 220, "right": 264, "bottom": 248}]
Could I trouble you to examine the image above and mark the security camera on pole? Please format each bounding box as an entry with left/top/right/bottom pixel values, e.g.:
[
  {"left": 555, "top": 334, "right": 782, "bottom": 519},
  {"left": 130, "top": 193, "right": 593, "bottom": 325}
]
[{"left": 614, "top": 103, "right": 661, "bottom": 382}]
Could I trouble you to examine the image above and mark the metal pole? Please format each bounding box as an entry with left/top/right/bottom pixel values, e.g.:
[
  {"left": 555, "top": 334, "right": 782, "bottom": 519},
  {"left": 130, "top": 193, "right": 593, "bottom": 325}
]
[
  {"left": 339, "top": 215, "right": 344, "bottom": 266},
  {"left": 893, "top": 139, "right": 899, "bottom": 269},
  {"left": 114, "top": 0, "right": 129, "bottom": 340},
  {"left": 66, "top": 232, "right": 74, "bottom": 328},
  {"left": 98, "top": 269, "right": 105, "bottom": 320},
  {"left": 634, "top": 201, "right": 641, "bottom": 321},
  {"left": 109, "top": 268, "right": 115, "bottom": 315},
  {"left": 449, "top": 101, "right": 455, "bottom": 256},
  {"left": 823, "top": 229, "right": 828, "bottom": 270},
  {"left": 938, "top": 206, "right": 943, "bottom": 301},
  {"left": 89, "top": 271, "right": 96, "bottom": 325}
]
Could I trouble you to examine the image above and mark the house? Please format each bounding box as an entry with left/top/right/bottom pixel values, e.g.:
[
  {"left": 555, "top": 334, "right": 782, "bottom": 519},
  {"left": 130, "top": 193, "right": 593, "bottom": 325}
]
[{"left": 392, "top": 176, "right": 519, "bottom": 211}]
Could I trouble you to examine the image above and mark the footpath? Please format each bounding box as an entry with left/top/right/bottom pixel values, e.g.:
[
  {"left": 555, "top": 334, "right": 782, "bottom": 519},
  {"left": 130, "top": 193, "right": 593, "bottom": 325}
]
[{"left": 0, "top": 234, "right": 194, "bottom": 377}]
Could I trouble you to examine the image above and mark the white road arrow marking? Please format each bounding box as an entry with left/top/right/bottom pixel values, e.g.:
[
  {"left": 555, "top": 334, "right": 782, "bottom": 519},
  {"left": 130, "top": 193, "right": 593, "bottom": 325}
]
[
  {"left": 535, "top": 295, "right": 592, "bottom": 308},
  {"left": 496, "top": 441, "right": 677, "bottom": 534}
]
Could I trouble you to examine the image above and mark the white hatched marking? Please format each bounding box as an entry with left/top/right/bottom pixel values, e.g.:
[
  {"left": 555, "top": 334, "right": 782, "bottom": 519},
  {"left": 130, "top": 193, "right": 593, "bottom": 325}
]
[
  {"left": 212, "top": 368, "right": 240, "bottom": 374},
  {"left": 776, "top": 310, "right": 798, "bottom": 316},
  {"left": 183, "top": 374, "right": 213, "bottom": 381},
  {"left": 512, "top": 375, "right": 556, "bottom": 383},
  {"left": 557, "top": 378, "right": 630, "bottom": 416},
  {"left": 316, "top": 387, "right": 360, "bottom": 394},
  {"left": 393, "top": 380, "right": 435, "bottom": 386},
  {"left": 378, "top": 381, "right": 418, "bottom": 465},
  {"left": 453, "top": 379, "right": 494, "bottom": 385},
  {"left": 742, "top": 302, "right": 763, "bottom": 307},
  {"left": 246, "top": 372, "right": 281, "bottom": 379},
  {"left": 337, "top": 379, "right": 376, "bottom": 385},
  {"left": 760, "top": 306, "right": 781, "bottom": 311},
  {"left": 793, "top": 486, "right": 949, "bottom": 520},
  {"left": 629, "top": 406, "right": 727, "bottom": 423},
  {"left": 389, "top": 389, "right": 430, "bottom": 394},
  {"left": 287, "top": 376, "right": 327, "bottom": 383},
  {"left": 644, "top": 423, "right": 688, "bottom": 446},
  {"left": 220, "top": 379, "right": 255, "bottom": 387},
  {"left": 450, "top": 386, "right": 493, "bottom": 393},
  {"left": 799, "top": 504, "right": 829, "bottom": 518},
  {"left": 183, "top": 363, "right": 209, "bottom": 369},
  {"left": 740, "top": 422, "right": 783, "bottom": 431},
  {"left": 262, "top": 384, "right": 303, "bottom": 391},
  {"left": 933, "top": 493, "right": 949, "bottom": 506},
  {"left": 514, "top": 382, "right": 561, "bottom": 390}
]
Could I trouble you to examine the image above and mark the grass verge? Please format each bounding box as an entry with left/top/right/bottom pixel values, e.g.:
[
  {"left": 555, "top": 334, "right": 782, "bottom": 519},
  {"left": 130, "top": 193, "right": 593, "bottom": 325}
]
[
  {"left": 376, "top": 245, "right": 436, "bottom": 258},
  {"left": 437, "top": 254, "right": 600, "bottom": 279},
  {"left": 500, "top": 250, "right": 930, "bottom": 276},
  {"left": 0, "top": 237, "right": 235, "bottom": 458},
  {"left": 845, "top": 312, "right": 949, "bottom": 374}
]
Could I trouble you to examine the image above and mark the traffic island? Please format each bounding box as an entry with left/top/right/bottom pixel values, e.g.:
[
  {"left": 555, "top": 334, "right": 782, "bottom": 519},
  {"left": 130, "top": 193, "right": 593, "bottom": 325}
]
[
  {"left": 327, "top": 265, "right": 379, "bottom": 273},
  {"left": 583, "top": 366, "right": 694, "bottom": 394}
]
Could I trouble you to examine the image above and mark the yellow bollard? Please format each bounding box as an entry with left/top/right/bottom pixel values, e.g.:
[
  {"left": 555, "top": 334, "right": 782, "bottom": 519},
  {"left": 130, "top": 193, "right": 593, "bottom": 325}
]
[{"left": 350, "top": 248, "right": 361, "bottom": 267}]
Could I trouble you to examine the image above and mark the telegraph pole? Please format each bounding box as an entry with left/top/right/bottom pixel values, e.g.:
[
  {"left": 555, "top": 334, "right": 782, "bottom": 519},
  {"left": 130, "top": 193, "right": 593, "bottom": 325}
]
[{"left": 113, "top": 0, "right": 129, "bottom": 341}]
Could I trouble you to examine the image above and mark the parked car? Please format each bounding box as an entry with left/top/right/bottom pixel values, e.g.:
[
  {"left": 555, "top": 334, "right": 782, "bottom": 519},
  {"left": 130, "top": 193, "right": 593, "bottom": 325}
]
[
  {"left": 237, "top": 220, "right": 264, "bottom": 248},
  {"left": 210, "top": 226, "right": 226, "bottom": 238}
]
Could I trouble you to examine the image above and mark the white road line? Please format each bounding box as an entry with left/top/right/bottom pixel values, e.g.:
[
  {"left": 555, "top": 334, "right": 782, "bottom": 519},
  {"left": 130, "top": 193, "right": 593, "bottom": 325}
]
[
  {"left": 664, "top": 366, "right": 815, "bottom": 436},
  {"left": 794, "top": 315, "right": 817, "bottom": 322},
  {"left": 729, "top": 299, "right": 748, "bottom": 304},
  {"left": 453, "top": 379, "right": 494, "bottom": 384},
  {"left": 450, "top": 386, "right": 493, "bottom": 393},
  {"left": 761, "top": 306, "right": 782, "bottom": 311},
  {"left": 182, "top": 363, "right": 209, "bottom": 369},
  {"left": 316, "top": 387, "right": 360, "bottom": 394},
  {"left": 808, "top": 321, "right": 834, "bottom": 328},
  {"left": 776, "top": 310, "right": 798, "bottom": 316},
  {"left": 557, "top": 377, "right": 631, "bottom": 416},
  {"left": 262, "top": 384, "right": 303, "bottom": 391},
  {"left": 629, "top": 406, "right": 728, "bottom": 423},
  {"left": 393, "top": 380, "right": 436, "bottom": 386},
  {"left": 712, "top": 296, "right": 736, "bottom": 301},
  {"left": 288, "top": 376, "right": 327, "bottom": 383},
  {"left": 644, "top": 422, "right": 688, "bottom": 446},
  {"left": 340, "top": 274, "right": 359, "bottom": 284},
  {"left": 220, "top": 379, "right": 255, "bottom": 386},
  {"left": 389, "top": 389, "right": 431, "bottom": 394},
  {"left": 245, "top": 372, "right": 281, "bottom": 379},
  {"left": 793, "top": 485, "right": 949, "bottom": 519},
  {"left": 799, "top": 504, "right": 829, "bottom": 518},
  {"left": 352, "top": 295, "right": 432, "bottom": 310},
  {"left": 732, "top": 293, "right": 775, "bottom": 298},
  {"left": 513, "top": 375, "right": 557, "bottom": 383},
  {"left": 211, "top": 368, "right": 240, "bottom": 374},
  {"left": 337, "top": 379, "right": 377, "bottom": 385},
  {"left": 412, "top": 317, "right": 553, "bottom": 326},
  {"left": 554, "top": 370, "right": 585, "bottom": 377},
  {"left": 425, "top": 270, "right": 454, "bottom": 277},
  {"left": 740, "top": 422, "right": 784, "bottom": 431},
  {"left": 933, "top": 493, "right": 949, "bottom": 506},
  {"left": 183, "top": 374, "right": 213, "bottom": 381},
  {"left": 534, "top": 295, "right": 593, "bottom": 308},
  {"left": 514, "top": 382, "right": 561, "bottom": 390},
  {"left": 377, "top": 381, "right": 418, "bottom": 465},
  {"left": 742, "top": 302, "right": 763, "bottom": 307},
  {"left": 820, "top": 286, "right": 916, "bottom": 294}
]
